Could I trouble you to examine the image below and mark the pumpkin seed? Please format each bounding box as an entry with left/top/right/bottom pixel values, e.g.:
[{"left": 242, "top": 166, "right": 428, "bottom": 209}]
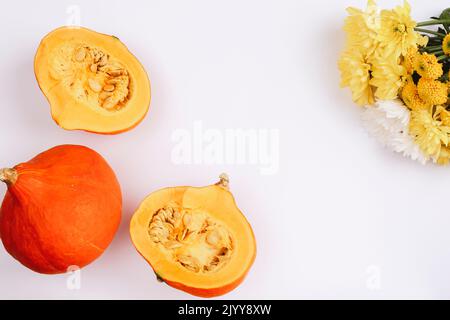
[
  {"left": 183, "top": 214, "right": 192, "bottom": 226},
  {"left": 164, "top": 241, "right": 182, "bottom": 250},
  {"left": 102, "top": 97, "right": 117, "bottom": 110},
  {"left": 178, "top": 255, "right": 200, "bottom": 272},
  {"left": 108, "top": 69, "right": 123, "bottom": 77},
  {"left": 103, "top": 84, "right": 115, "bottom": 92},
  {"left": 206, "top": 230, "right": 221, "bottom": 246},
  {"left": 88, "top": 79, "right": 102, "bottom": 92},
  {"left": 75, "top": 48, "right": 86, "bottom": 62},
  {"left": 179, "top": 228, "right": 188, "bottom": 241},
  {"left": 99, "top": 91, "right": 112, "bottom": 100}
]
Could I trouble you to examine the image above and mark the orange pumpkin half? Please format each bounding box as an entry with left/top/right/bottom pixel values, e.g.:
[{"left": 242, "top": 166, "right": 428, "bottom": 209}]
[
  {"left": 0, "top": 145, "right": 122, "bottom": 274},
  {"left": 34, "top": 26, "right": 151, "bottom": 134},
  {"left": 130, "top": 174, "right": 256, "bottom": 297}
]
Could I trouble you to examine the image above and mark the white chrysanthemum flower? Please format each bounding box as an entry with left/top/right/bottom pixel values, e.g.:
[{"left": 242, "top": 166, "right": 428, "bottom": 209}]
[{"left": 361, "top": 99, "right": 429, "bottom": 164}]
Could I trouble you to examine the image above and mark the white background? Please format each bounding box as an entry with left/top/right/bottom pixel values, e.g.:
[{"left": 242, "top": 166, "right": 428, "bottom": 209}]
[{"left": 1, "top": 0, "right": 450, "bottom": 299}]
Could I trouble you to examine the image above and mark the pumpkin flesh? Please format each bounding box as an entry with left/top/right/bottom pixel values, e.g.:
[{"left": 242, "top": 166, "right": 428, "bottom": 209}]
[{"left": 34, "top": 27, "right": 151, "bottom": 134}]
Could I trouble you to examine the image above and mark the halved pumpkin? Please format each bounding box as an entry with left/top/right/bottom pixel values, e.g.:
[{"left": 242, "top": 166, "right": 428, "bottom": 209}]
[
  {"left": 34, "top": 26, "right": 151, "bottom": 134},
  {"left": 130, "top": 174, "right": 256, "bottom": 297}
]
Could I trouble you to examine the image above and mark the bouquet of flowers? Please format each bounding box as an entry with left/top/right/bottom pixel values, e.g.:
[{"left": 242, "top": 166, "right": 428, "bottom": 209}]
[{"left": 338, "top": 1, "right": 450, "bottom": 165}]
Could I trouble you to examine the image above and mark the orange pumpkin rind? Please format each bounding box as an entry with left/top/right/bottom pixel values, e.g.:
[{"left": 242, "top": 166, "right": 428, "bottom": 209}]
[{"left": 0, "top": 145, "right": 122, "bottom": 274}]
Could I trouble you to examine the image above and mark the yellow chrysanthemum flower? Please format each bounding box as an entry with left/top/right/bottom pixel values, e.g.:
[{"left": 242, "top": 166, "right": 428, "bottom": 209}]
[
  {"left": 437, "top": 146, "right": 450, "bottom": 165},
  {"left": 434, "top": 107, "right": 450, "bottom": 165},
  {"left": 338, "top": 49, "right": 374, "bottom": 106},
  {"left": 417, "top": 78, "right": 448, "bottom": 106},
  {"left": 401, "top": 79, "right": 429, "bottom": 110},
  {"left": 403, "top": 46, "right": 419, "bottom": 74},
  {"left": 440, "top": 107, "right": 450, "bottom": 127},
  {"left": 377, "top": 1, "right": 419, "bottom": 58},
  {"left": 370, "top": 48, "right": 406, "bottom": 100},
  {"left": 415, "top": 53, "right": 444, "bottom": 80},
  {"left": 443, "top": 34, "right": 450, "bottom": 55},
  {"left": 409, "top": 107, "right": 450, "bottom": 158},
  {"left": 417, "top": 34, "right": 429, "bottom": 48},
  {"left": 344, "top": 0, "right": 379, "bottom": 57}
]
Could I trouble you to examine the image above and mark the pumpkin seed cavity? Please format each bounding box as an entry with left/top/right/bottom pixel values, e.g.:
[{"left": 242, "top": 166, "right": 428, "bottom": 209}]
[
  {"left": 49, "top": 43, "right": 131, "bottom": 112},
  {"left": 148, "top": 206, "right": 234, "bottom": 274}
]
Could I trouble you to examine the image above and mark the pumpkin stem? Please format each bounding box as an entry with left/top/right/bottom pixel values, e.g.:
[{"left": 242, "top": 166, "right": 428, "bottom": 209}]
[
  {"left": 0, "top": 168, "right": 18, "bottom": 185},
  {"left": 216, "top": 173, "right": 230, "bottom": 190}
]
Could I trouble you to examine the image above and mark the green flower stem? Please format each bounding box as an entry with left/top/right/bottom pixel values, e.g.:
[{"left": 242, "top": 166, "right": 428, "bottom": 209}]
[
  {"left": 417, "top": 20, "right": 450, "bottom": 27},
  {"left": 415, "top": 28, "right": 446, "bottom": 37},
  {"left": 425, "top": 45, "right": 444, "bottom": 50},
  {"left": 424, "top": 50, "right": 444, "bottom": 56},
  {"left": 424, "top": 49, "right": 444, "bottom": 55},
  {"left": 437, "top": 54, "right": 448, "bottom": 61},
  {"left": 424, "top": 46, "right": 444, "bottom": 53},
  {"left": 432, "top": 51, "right": 445, "bottom": 56}
]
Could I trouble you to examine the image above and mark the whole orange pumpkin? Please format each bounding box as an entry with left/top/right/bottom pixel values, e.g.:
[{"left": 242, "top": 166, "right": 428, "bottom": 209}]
[{"left": 0, "top": 145, "right": 122, "bottom": 274}]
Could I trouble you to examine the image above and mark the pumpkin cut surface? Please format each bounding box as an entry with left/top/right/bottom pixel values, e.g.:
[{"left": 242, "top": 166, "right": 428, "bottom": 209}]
[
  {"left": 34, "top": 27, "right": 151, "bottom": 134},
  {"left": 148, "top": 206, "right": 234, "bottom": 273},
  {"left": 130, "top": 174, "right": 256, "bottom": 297}
]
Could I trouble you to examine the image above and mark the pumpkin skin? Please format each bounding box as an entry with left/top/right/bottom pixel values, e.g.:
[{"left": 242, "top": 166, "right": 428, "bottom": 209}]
[
  {"left": 130, "top": 174, "right": 256, "bottom": 298},
  {"left": 34, "top": 27, "right": 151, "bottom": 134},
  {"left": 0, "top": 145, "right": 122, "bottom": 274}
]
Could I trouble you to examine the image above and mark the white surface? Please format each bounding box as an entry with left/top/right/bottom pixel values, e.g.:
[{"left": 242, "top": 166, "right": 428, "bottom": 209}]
[{"left": 1, "top": 0, "right": 450, "bottom": 299}]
